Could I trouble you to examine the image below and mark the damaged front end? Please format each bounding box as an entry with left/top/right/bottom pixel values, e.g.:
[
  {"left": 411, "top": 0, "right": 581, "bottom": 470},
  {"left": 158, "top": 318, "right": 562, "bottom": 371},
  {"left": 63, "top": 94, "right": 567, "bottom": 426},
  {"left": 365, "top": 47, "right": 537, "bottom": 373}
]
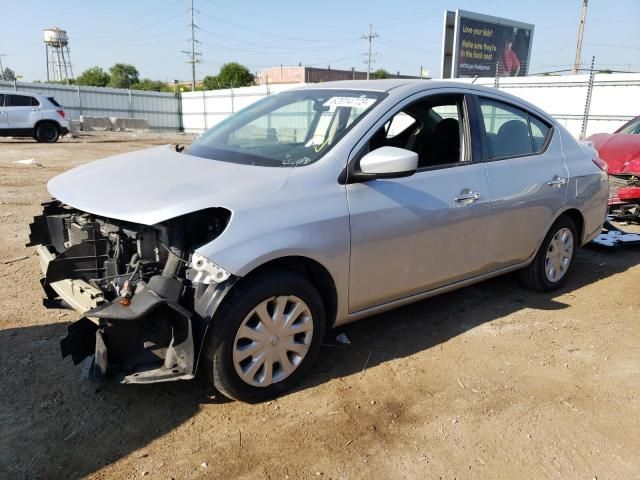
[
  {"left": 608, "top": 174, "right": 640, "bottom": 222},
  {"left": 27, "top": 200, "right": 235, "bottom": 384}
]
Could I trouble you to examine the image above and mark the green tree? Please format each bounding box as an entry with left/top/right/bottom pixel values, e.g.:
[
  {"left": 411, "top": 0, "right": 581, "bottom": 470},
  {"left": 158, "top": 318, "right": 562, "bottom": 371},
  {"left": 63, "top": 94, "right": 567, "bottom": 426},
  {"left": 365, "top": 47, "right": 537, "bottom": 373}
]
[
  {"left": 2, "top": 67, "right": 16, "bottom": 81},
  {"left": 372, "top": 68, "right": 391, "bottom": 79},
  {"left": 108, "top": 63, "right": 139, "bottom": 89},
  {"left": 131, "top": 78, "right": 172, "bottom": 92},
  {"left": 76, "top": 66, "right": 110, "bottom": 87},
  {"left": 202, "top": 75, "right": 221, "bottom": 90},
  {"left": 216, "top": 62, "right": 254, "bottom": 88}
]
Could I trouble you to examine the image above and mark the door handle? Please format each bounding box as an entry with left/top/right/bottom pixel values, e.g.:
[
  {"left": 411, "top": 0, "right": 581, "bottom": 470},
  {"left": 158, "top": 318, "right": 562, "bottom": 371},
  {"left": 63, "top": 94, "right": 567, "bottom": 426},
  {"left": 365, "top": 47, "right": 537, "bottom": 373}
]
[
  {"left": 454, "top": 191, "right": 481, "bottom": 203},
  {"left": 547, "top": 176, "right": 567, "bottom": 187}
]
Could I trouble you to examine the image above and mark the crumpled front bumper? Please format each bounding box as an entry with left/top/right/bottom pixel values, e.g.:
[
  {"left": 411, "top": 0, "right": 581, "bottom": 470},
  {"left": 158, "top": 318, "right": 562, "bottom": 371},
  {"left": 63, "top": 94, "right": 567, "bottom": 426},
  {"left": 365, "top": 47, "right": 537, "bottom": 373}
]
[
  {"left": 34, "top": 241, "right": 197, "bottom": 383},
  {"left": 59, "top": 281, "right": 196, "bottom": 384},
  {"left": 28, "top": 205, "right": 237, "bottom": 384}
]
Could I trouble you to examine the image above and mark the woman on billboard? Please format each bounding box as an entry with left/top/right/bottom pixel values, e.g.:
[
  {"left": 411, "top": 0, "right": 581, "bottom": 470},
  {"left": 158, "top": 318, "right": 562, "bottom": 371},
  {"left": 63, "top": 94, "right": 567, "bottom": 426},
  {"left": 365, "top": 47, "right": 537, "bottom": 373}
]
[{"left": 499, "top": 30, "right": 521, "bottom": 76}]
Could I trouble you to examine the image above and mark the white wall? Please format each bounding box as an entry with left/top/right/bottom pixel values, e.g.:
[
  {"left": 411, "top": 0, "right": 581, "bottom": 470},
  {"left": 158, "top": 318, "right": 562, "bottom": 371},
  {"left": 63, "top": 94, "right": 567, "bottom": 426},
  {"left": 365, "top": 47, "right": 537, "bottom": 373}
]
[
  {"left": 180, "top": 73, "right": 640, "bottom": 138},
  {"left": 180, "top": 83, "right": 303, "bottom": 133},
  {"left": 454, "top": 73, "right": 639, "bottom": 137}
]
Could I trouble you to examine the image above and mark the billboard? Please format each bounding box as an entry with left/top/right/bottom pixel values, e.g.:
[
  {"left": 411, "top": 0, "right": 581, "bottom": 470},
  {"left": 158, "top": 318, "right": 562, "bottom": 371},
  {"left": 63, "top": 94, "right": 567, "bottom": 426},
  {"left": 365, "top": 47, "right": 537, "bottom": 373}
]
[{"left": 441, "top": 10, "right": 534, "bottom": 78}]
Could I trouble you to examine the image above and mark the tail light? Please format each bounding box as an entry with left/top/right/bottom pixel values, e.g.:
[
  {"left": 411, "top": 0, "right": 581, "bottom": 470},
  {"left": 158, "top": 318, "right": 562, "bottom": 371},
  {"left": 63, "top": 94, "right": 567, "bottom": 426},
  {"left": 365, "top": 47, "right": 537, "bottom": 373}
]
[
  {"left": 593, "top": 157, "right": 608, "bottom": 173},
  {"left": 56, "top": 109, "right": 66, "bottom": 119}
]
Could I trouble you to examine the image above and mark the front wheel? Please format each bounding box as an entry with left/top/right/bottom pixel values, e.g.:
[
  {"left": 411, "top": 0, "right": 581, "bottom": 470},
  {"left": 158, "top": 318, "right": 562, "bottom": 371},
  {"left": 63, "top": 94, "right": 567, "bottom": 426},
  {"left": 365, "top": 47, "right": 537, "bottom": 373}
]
[
  {"left": 204, "top": 270, "right": 326, "bottom": 403},
  {"left": 519, "top": 216, "right": 577, "bottom": 292},
  {"left": 35, "top": 122, "right": 60, "bottom": 143}
]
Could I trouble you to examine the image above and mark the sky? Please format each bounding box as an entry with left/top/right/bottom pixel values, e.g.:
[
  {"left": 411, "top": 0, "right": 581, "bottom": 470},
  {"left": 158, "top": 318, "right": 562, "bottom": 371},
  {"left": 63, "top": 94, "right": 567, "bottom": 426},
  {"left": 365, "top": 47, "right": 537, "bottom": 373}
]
[{"left": 1, "top": 0, "right": 639, "bottom": 82}]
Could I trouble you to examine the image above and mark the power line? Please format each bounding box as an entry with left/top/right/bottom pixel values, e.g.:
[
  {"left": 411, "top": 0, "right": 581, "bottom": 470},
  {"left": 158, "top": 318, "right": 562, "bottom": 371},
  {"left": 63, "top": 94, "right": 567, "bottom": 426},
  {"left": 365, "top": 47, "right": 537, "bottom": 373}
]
[
  {"left": 196, "top": 25, "right": 357, "bottom": 52},
  {"left": 362, "top": 24, "right": 379, "bottom": 80}
]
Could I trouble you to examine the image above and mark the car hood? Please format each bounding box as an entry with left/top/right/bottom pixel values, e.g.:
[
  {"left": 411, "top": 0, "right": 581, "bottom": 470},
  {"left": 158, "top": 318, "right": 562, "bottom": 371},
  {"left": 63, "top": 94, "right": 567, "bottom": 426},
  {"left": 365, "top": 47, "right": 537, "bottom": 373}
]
[
  {"left": 47, "top": 145, "right": 292, "bottom": 225},
  {"left": 587, "top": 133, "right": 640, "bottom": 174}
]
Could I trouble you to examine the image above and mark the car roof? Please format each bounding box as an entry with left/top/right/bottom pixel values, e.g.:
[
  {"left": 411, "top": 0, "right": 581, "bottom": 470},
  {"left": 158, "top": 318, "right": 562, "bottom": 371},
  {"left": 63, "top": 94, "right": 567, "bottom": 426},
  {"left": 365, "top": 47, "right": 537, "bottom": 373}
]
[
  {"left": 292, "top": 79, "right": 494, "bottom": 93},
  {"left": 0, "top": 90, "right": 49, "bottom": 98},
  {"left": 292, "top": 79, "right": 554, "bottom": 123}
]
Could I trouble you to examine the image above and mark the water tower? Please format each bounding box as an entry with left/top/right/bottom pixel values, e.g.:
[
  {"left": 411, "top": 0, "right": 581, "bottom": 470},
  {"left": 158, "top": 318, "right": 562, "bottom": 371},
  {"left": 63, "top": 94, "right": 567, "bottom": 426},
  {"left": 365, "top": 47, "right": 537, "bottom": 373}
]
[{"left": 43, "top": 27, "right": 74, "bottom": 84}]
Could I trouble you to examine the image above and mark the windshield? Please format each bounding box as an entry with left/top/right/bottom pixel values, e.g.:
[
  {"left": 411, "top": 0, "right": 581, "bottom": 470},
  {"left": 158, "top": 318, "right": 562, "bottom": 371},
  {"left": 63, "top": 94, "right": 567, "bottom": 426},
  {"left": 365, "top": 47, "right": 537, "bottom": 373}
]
[
  {"left": 617, "top": 117, "right": 640, "bottom": 135},
  {"left": 186, "top": 89, "right": 385, "bottom": 167}
]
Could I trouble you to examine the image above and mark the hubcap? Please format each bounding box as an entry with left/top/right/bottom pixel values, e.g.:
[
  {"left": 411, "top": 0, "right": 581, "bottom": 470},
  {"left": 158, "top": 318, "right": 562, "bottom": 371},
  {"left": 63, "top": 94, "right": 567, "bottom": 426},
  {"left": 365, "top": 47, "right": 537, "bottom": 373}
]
[
  {"left": 42, "top": 125, "right": 56, "bottom": 141},
  {"left": 233, "top": 295, "right": 313, "bottom": 387},
  {"left": 544, "top": 227, "right": 574, "bottom": 283}
]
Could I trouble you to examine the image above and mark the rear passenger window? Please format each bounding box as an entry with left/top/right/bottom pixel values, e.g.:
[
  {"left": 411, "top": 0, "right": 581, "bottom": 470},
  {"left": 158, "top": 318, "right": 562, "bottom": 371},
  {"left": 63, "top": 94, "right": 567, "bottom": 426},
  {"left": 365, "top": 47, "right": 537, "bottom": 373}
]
[
  {"left": 7, "top": 95, "right": 34, "bottom": 107},
  {"left": 529, "top": 115, "right": 550, "bottom": 152},
  {"left": 479, "top": 98, "right": 551, "bottom": 159}
]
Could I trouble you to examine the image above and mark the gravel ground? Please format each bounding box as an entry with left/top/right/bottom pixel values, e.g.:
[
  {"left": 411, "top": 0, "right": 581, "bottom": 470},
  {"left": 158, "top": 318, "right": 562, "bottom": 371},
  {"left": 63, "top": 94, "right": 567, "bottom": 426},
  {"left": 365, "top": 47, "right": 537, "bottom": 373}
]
[{"left": 0, "top": 132, "right": 639, "bottom": 479}]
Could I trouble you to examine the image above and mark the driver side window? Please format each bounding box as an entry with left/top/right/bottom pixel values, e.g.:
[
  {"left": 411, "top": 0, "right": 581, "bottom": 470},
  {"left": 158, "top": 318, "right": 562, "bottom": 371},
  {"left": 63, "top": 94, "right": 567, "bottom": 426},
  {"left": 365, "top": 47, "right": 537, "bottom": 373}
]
[{"left": 368, "top": 95, "right": 467, "bottom": 169}]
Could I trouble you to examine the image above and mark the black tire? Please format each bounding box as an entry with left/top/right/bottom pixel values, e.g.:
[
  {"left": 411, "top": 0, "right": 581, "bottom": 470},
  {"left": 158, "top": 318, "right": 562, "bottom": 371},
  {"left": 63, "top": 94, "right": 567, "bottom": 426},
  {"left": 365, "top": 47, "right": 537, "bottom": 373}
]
[
  {"left": 35, "top": 122, "right": 60, "bottom": 143},
  {"left": 518, "top": 215, "right": 578, "bottom": 292},
  {"left": 204, "top": 270, "right": 326, "bottom": 403}
]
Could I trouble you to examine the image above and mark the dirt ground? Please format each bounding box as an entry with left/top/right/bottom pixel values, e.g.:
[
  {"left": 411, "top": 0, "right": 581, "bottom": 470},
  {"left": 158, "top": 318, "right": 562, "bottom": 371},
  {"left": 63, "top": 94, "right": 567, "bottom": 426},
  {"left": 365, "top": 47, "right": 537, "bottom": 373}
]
[{"left": 1, "top": 132, "right": 639, "bottom": 480}]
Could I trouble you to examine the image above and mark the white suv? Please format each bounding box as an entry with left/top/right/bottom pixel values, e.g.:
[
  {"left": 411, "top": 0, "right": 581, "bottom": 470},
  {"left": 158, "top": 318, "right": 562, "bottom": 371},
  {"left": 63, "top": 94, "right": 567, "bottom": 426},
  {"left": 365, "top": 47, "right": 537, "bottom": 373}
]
[{"left": 0, "top": 91, "right": 70, "bottom": 142}]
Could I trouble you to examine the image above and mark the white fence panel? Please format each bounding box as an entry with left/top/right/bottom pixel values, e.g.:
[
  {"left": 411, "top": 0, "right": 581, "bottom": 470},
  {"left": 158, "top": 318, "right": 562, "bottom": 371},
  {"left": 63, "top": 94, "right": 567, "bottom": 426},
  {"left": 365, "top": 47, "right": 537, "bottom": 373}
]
[
  {"left": 0, "top": 80, "right": 181, "bottom": 130},
  {"left": 181, "top": 75, "right": 640, "bottom": 137},
  {"left": 455, "top": 73, "right": 639, "bottom": 137}
]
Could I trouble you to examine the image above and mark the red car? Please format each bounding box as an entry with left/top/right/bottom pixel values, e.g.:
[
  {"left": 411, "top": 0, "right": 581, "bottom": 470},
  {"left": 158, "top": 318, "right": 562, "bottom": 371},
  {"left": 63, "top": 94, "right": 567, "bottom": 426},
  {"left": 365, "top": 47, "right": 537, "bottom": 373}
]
[{"left": 588, "top": 115, "right": 640, "bottom": 221}]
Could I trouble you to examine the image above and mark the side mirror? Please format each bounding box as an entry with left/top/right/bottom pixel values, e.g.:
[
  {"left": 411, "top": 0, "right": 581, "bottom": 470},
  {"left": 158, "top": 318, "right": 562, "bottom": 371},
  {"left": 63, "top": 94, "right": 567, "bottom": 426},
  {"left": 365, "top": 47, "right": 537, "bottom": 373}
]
[{"left": 358, "top": 146, "right": 418, "bottom": 179}]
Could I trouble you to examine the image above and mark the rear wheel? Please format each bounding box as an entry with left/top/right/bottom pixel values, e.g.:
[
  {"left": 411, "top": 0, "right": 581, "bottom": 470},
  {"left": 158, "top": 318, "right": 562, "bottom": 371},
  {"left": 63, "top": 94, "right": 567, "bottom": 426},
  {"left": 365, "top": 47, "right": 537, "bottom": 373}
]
[
  {"left": 205, "top": 270, "right": 326, "bottom": 403},
  {"left": 35, "top": 122, "right": 60, "bottom": 143},
  {"left": 519, "top": 216, "right": 577, "bottom": 292}
]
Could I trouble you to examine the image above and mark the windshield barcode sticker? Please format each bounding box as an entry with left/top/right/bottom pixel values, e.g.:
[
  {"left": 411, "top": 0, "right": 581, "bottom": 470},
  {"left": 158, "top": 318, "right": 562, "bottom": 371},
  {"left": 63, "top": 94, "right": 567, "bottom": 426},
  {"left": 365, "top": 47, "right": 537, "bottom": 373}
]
[{"left": 323, "top": 96, "right": 376, "bottom": 111}]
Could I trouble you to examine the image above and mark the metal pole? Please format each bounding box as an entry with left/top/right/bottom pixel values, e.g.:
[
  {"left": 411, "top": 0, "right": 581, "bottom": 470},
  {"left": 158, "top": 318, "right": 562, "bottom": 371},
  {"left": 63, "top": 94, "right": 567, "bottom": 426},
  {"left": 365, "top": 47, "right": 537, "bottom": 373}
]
[
  {"left": 0, "top": 54, "right": 5, "bottom": 80},
  {"left": 66, "top": 46, "right": 74, "bottom": 80},
  {"left": 128, "top": 89, "right": 133, "bottom": 118},
  {"left": 367, "top": 24, "right": 372, "bottom": 80},
  {"left": 76, "top": 85, "right": 82, "bottom": 116},
  {"left": 362, "top": 24, "right": 378, "bottom": 80},
  {"left": 494, "top": 60, "right": 500, "bottom": 89},
  {"left": 45, "top": 45, "right": 50, "bottom": 83},
  {"left": 60, "top": 47, "right": 69, "bottom": 84},
  {"left": 580, "top": 56, "right": 596, "bottom": 139},
  {"left": 573, "top": 0, "right": 588, "bottom": 74},
  {"left": 177, "top": 91, "right": 184, "bottom": 132},
  {"left": 190, "top": 0, "right": 196, "bottom": 92},
  {"left": 202, "top": 90, "right": 207, "bottom": 130}
]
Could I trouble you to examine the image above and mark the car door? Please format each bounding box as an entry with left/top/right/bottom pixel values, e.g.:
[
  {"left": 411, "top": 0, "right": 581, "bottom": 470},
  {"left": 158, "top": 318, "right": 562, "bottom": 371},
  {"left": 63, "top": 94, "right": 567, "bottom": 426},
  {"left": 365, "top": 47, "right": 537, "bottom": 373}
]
[
  {"left": 476, "top": 96, "right": 568, "bottom": 267},
  {"left": 0, "top": 94, "right": 7, "bottom": 129},
  {"left": 6, "top": 94, "right": 39, "bottom": 129},
  {"left": 347, "top": 92, "right": 491, "bottom": 313}
]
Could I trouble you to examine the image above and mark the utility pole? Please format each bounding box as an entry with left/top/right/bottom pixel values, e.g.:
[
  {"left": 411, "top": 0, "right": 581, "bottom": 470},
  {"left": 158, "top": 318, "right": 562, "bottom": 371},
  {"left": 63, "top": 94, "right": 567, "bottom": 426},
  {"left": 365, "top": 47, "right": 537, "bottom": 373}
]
[
  {"left": 573, "top": 0, "right": 588, "bottom": 74},
  {"left": 361, "top": 24, "right": 378, "bottom": 80},
  {"left": 0, "top": 54, "right": 5, "bottom": 80},
  {"left": 182, "top": 0, "right": 202, "bottom": 91}
]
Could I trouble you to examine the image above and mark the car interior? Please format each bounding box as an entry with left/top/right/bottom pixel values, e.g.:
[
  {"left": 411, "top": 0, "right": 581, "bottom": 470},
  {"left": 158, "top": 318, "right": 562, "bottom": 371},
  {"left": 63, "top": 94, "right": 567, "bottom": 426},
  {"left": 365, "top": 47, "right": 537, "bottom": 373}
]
[{"left": 368, "top": 96, "right": 465, "bottom": 169}]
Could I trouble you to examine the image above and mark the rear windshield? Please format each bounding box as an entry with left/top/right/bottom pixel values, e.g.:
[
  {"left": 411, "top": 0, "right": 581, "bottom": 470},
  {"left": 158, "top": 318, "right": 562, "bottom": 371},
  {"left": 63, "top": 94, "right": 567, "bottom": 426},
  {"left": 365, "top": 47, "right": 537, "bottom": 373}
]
[
  {"left": 617, "top": 117, "right": 640, "bottom": 135},
  {"left": 186, "top": 89, "right": 385, "bottom": 167},
  {"left": 48, "top": 97, "right": 61, "bottom": 107}
]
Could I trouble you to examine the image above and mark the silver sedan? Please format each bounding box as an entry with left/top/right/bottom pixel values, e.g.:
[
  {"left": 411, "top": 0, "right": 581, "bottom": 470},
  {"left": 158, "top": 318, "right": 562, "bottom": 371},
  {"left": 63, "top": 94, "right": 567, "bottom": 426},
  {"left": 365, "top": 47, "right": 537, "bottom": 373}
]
[{"left": 29, "top": 80, "right": 608, "bottom": 402}]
